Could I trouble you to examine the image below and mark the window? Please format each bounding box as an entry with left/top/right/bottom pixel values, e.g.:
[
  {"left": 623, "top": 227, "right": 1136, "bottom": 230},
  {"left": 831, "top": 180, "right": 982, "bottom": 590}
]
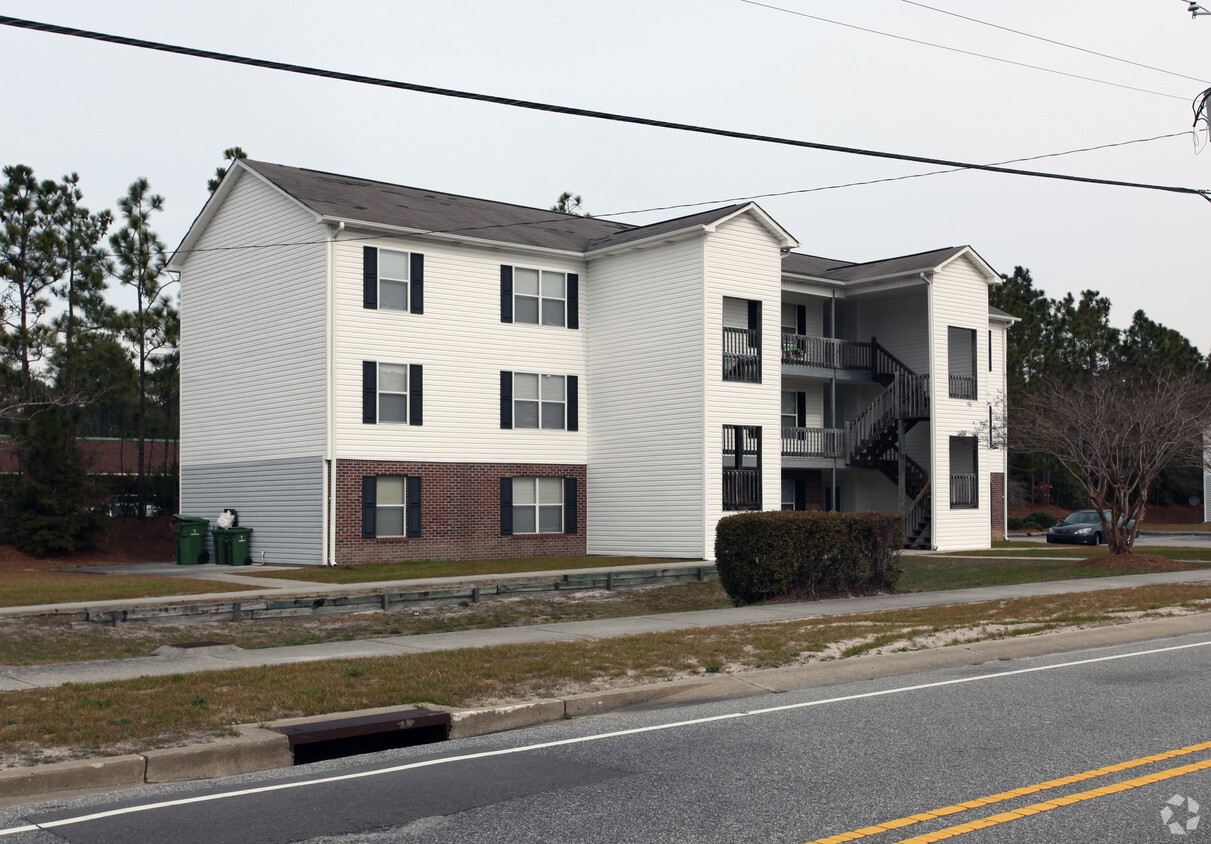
[
  {"left": 500, "top": 476, "right": 579, "bottom": 535},
  {"left": 500, "top": 371, "right": 578, "bottom": 431},
  {"left": 722, "top": 425, "right": 761, "bottom": 510},
  {"left": 361, "top": 475, "right": 421, "bottom": 538},
  {"left": 781, "top": 391, "right": 800, "bottom": 429},
  {"left": 362, "top": 362, "right": 422, "bottom": 425},
  {"left": 500, "top": 265, "right": 579, "bottom": 328},
  {"left": 363, "top": 246, "right": 424, "bottom": 313},
  {"left": 781, "top": 479, "right": 795, "bottom": 511}
]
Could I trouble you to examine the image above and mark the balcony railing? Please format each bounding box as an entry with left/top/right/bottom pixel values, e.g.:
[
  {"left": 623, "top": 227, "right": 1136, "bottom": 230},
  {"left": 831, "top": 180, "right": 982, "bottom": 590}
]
[
  {"left": 724, "top": 327, "right": 761, "bottom": 383},
  {"left": 781, "top": 426, "right": 845, "bottom": 459},
  {"left": 781, "top": 334, "right": 873, "bottom": 370},
  {"left": 950, "top": 474, "right": 978, "bottom": 508},
  {"left": 948, "top": 374, "right": 977, "bottom": 400},
  {"left": 723, "top": 468, "right": 762, "bottom": 511}
]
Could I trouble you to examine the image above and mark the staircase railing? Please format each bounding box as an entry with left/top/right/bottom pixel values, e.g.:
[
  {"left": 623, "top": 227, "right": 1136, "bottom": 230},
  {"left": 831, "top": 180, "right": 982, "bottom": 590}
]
[{"left": 845, "top": 374, "right": 930, "bottom": 462}]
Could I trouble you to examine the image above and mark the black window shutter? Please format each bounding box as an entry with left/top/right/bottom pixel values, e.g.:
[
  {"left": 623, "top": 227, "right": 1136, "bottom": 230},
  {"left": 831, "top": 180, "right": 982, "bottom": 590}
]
[
  {"left": 796, "top": 392, "right": 807, "bottom": 427},
  {"left": 410, "top": 253, "right": 424, "bottom": 314},
  {"left": 567, "top": 273, "right": 579, "bottom": 329},
  {"left": 406, "top": 476, "right": 422, "bottom": 537},
  {"left": 362, "top": 361, "right": 377, "bottom": 424},
  {"left": 747, "top": 300, "right": 761, "bottom": 333},
  {"left": 566, "top": 375, "right": 578, "bottom": 431},
  {"left": 794, "top": 479, "right": 806, "bottom": 511},
  {"left": 362, "top": 476, "right": 376, "bottom": 538},
  {"left": 500, "top": 265, "right": 513, "bottom": 323},
  {"left": 409, "top": 364, "right": 423, "bottom": 426},
  {"left": 796, "top": 304, "right": 807, "bottom": 335},
  {"left": 363, "top": 247, "right": 377, "bottom": 309},
  {"left": 500, "top": 371, "right": 512, "bottom": 429},
  {"left": 500, "top": 477, "right": 513, "bottom": 535},
  {"left": 564, "top": 477, "right": 578, "bottom": 534}
]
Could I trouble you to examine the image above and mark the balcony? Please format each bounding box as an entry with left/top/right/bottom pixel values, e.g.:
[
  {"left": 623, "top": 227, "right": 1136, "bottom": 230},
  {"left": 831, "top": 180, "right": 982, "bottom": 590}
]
[
  {"left": 950, "top": 474, "right": 978, "bottom": 508},
  {"left": 781, "top": 334, "right": 872, "bottom": 370},
  {"left": 948, "top": 374, "right": 977, "bottom": 400},
  {"left": 722, "top": 468, "right": 762, "bottom": 511},
  {"left": 781, "top": 426, "right": 845, "bottom": 459},
  {"left": 723, "top": 327, "right": 760, "bottom": 383}
]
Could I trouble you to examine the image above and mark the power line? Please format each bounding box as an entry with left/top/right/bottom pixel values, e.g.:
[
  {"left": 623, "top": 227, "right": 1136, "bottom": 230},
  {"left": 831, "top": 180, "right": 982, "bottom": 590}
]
[
  {"left": 738, "top": 0, "right": 1192, "bottom": 101},
  {"left": 0, "top": 14, "right": 1206, "bottom": 203},
  {"left": 165, "top": 131, "right": 1193, "bottom": 260},
  {"left": 900, "top": 0, "right": 1210, "bottom": 86}
]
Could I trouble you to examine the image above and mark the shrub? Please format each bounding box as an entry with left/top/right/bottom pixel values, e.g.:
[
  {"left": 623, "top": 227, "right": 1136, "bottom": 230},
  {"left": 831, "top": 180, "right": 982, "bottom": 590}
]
[
  {"left": 1007, "top": 517, "right": 1027, "bottom": 531},
  {"left": 715, "top": 511, "right": 903, "bottom": 606},
  {"left": 1024, "top": 511, "right": 1057, "bottom": 530}
]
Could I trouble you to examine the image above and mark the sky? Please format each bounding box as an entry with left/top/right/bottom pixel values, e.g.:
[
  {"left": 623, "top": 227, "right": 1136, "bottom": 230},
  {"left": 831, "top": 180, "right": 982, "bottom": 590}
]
[{"left": 1, "top": 0, "right": 1209, "bottom": 352}]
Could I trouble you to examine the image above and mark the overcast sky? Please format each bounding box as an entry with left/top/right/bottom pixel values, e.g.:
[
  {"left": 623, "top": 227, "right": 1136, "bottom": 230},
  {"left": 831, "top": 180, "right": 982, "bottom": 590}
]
[{"left": 1, "top": 1, "right": 1208, "bottom": 352}]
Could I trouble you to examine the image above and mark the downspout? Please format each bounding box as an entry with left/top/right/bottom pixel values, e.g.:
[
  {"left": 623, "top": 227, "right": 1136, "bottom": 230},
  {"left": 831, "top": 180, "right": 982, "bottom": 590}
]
[
  {"left": 922, "top": 271, "right": 936, "bottom": 550},
  {"left": 325, "top": 221, "right": 344, "bottom": 566},
  {"left": 830, "top": 291, "right": 837, "bottom": 511}
]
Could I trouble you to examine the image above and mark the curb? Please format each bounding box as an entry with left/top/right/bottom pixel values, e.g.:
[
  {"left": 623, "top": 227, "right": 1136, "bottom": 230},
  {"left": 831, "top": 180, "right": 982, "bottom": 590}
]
[{"left": 4, "top": 612, "right": 1211, "bottom": 806}]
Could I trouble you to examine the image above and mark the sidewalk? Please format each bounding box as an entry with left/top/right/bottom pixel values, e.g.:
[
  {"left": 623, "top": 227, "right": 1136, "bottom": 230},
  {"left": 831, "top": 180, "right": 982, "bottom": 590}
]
[{"left": 5, "top": 565, "right": 1211, "bottom": 691}]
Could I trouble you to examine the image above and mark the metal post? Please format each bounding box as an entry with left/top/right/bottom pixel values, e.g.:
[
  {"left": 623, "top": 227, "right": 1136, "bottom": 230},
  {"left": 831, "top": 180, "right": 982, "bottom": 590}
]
[{"left": 896, "top": 374, "right": 907, "bottom": 526}]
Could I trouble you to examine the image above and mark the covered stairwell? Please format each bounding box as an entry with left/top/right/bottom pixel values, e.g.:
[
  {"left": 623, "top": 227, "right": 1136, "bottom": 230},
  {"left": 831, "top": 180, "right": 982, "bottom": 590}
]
[{"left": 845, "top": 340, "right": 932, "bottom": 548}]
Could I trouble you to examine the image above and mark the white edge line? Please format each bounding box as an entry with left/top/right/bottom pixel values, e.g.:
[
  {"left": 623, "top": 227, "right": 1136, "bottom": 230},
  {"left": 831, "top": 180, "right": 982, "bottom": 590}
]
[{"left": 4, "top": 637, "right": 1210, "bottom": 836}]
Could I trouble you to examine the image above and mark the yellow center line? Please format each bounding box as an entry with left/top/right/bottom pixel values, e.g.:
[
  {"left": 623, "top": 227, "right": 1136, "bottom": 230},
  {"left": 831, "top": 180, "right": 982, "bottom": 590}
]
[
  {"left": 803, "top": 739, "right": 1211, "bottom": 844},
  {"left": 891, "top": 756, "right": 1211, "bottom": 843}
]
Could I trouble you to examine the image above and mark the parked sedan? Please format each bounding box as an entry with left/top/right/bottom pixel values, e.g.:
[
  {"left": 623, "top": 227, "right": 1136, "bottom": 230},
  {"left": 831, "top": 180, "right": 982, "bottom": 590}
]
[{"left": 1046, "top": 509, "right": 1134, "bottom": 546}]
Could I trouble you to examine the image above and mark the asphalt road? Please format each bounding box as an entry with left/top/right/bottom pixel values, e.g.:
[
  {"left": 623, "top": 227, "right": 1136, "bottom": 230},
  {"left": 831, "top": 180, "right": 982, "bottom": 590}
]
[{"left": 3, "top": 631, "right": 1210, "bottom": 843}]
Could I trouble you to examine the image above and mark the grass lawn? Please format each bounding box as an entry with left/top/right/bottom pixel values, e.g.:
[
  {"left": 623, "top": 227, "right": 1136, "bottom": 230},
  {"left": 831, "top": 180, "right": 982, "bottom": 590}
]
[
  {"left": 945, "top": 544, "right": 1211, "bottom": 561},
  {"left": 5, "top": 581, "right": 1210, "bottom": 768},
  {"left": 248, "top": 555, "right": 684, "bottom": 584},
  {"left": 0, "top": 572, "right": 249, "bottom": 609}
]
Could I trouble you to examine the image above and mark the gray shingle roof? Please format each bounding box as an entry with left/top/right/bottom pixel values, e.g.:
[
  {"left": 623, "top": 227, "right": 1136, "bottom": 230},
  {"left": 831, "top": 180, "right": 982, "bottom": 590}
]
[
  {"left": 243, "top": 160, "right": 632, "bottom": 252},
  {"left": 781, "top": 252, "right": 855, "bottom": 277}
]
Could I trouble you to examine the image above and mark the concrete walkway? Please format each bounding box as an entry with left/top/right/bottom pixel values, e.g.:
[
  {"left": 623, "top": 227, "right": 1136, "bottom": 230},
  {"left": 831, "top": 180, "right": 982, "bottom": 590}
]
[{"left": 5, "top": 565, "right": 1211, "bottom": 692}]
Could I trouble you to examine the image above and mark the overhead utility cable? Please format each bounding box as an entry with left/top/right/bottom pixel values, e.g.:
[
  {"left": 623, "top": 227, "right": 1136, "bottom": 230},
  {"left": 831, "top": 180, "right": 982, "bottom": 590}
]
[
  {"left": 738, "top": 0, "right": 1191, "bottom": 101},
  {"left": 900, "top": 0, "right": 1210, "bottom": 86},
  {"left": 167, "top": 131, "right": 1195, "bottom": 260},
  {"left": 0, "top": 15, "right": 1206, "bottom": 202}
]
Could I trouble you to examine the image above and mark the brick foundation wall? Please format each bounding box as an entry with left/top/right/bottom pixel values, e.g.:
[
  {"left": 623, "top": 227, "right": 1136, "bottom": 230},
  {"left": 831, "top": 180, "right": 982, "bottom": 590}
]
[
  {"left": 991, "top": 471, "right": 1005, "bottom": 541},
  {"left": 336, "top": 460, "right": 587, "bottom": 564}
]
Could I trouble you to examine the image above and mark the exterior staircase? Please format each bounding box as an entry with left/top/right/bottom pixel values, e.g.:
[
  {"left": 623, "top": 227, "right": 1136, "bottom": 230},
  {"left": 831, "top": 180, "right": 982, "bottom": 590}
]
[{"left": 846, "top": 340, "right": 932, "bottom": 548}]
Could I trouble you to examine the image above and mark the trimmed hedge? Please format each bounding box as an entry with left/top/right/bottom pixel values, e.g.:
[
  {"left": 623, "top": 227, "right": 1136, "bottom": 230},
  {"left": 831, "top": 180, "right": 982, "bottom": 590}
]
[
  {"left": 715, "top": 510, "right": 903, "bottom": 606},
  {"left": 1024, "top": 511, "right": 1057, "bottom": 530},
  {"left": 1007, "top": 516, "right": 1027, "bottom": 531}
]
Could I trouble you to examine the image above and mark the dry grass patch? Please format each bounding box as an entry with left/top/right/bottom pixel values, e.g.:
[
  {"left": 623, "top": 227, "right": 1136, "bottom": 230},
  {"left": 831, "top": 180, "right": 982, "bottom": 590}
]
[
  {"left": 6, "top": 582, "right": 1211, "bottom": 768},
  {"left": 0, "top": 572, "right": 248, "bottom": 609},
  {"left": 0, "top": 581, "right": 732, "bottom": 667}
]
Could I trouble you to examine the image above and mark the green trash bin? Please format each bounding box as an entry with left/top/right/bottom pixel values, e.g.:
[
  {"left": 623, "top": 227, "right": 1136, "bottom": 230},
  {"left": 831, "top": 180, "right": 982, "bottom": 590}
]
[
  {"left": 171, "top": 515, "right": 210, "bottom": 565},
  {"left": 212, "top": 526, "right": 253, "bottom": 565}
]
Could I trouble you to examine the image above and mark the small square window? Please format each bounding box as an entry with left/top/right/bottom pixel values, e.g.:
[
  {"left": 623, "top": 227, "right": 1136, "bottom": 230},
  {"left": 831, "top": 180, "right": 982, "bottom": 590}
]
[
  {"left": 511, "top": 266, "right": 566, "bottom": 327},
  {"left": 512, "top": 372, "right": 565, "bottom": 430},
  {"left": 512, "top": 477, "right": 564, "bottom": 534}
]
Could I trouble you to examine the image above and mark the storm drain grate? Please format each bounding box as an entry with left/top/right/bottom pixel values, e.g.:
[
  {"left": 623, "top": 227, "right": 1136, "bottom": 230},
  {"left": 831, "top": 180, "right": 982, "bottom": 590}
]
[{"left": 273, "top": 709, "right": 451, "bottom": 765}]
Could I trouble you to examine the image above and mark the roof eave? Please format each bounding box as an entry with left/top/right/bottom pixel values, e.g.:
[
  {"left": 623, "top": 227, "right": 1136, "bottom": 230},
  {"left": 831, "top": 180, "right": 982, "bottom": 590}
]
[{"left": 323, "top": 215, "right": 587, "bottom": 259}]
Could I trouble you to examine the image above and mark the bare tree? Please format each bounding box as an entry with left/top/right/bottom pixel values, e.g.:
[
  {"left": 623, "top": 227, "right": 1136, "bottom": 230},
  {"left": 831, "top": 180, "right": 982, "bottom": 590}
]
[{"left": 1015, "top": 371, "right": 1211, "bottom": 554}]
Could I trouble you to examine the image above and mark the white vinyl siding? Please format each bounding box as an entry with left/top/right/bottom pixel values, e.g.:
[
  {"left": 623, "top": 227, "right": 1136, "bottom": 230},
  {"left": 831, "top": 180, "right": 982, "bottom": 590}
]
[
  {"left": 704, "top": 214, "right": 785, "bottom": 544},
  {"left": 586, "top": 236, "right": 707, "bottom": 557},
  {"left": 929, "top": 254, "right": 996, "bottom": 550},
  {"left": 333, "top": 238, "right": 586, "bottom": 464},
  {"left": 179, "top": 170, "right": 328, "bottom": 466}
]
